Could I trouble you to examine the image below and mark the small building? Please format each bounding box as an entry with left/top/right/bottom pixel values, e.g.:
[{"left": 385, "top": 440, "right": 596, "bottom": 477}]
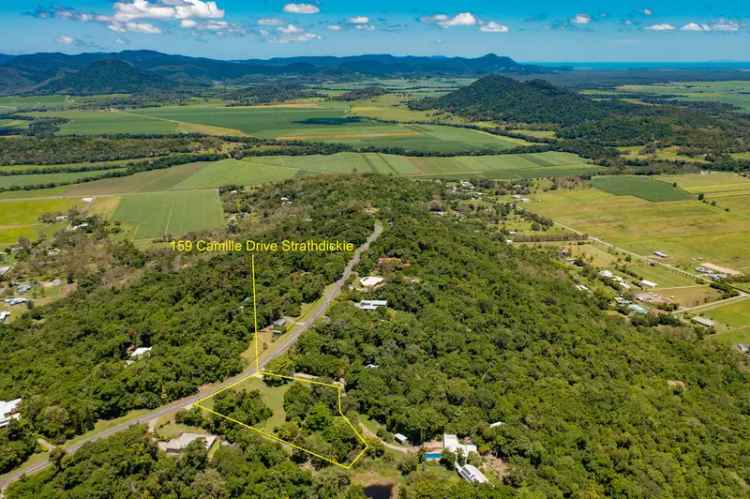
[
  {"left": 360, "top": 276, "right": 385, "bottom": 289},
  {"left": 692, "top": 317, "right": 715, "bottom": 328},
  {"left": 0, "top": 399, "right": 22, "bottom": 428},
  {"left": 0, "top": 311, "right": 10, "bottom": 322},
  {"left": 0, "top": 266, "right": 10, "bottom": 277},
  {"left": 15, "top": 283, "right": 32, "bottom": 294},
  {"left": 443, "top": 434, "right": 477, "bottom": 457},
  {"left": 272, "top": 318, "right": 288, "bottom": 335},
  {"left": 489, "top": 421, "right": 505, "bottom": 429},
  {"left": 574, "top": 284, "right": 590, "bottom": 293},
  {"left": 4, "top": 298, "right": 28, "bottom": 306},
  {"left": 640, "top": 280, "right": 658, "bottom": 289},
  {"left": 158, "top": 433, "right": 217, "bottom": 455},
  {"left": 456, "top": 464, "right": 489, "bottom": 485},
  {"left": 357, "top": 300, "right": 388, "bottom": 311},
  {"left": 598, "top": 270, "right": 614, "bottom": 279},
  {"left": 614, "top": 296, "right": 632, "bottom": 306},
  {"left": 130, "top": 347, "right": 152, "bottom": 360},
  {"left": 394, "top": 433, "right": 408, "bottom": 445},
  {"left": 736, "top": 344, "right": 750, "bottom": 354},
  {"left": 628, "top": 304, "right": 648, "bottom": 315},
  {"left": 364, "top": 363, "right": 380, "bottom": 369},
  {"left": 654, "top": 251, "right": 668, "bottom": 258}
]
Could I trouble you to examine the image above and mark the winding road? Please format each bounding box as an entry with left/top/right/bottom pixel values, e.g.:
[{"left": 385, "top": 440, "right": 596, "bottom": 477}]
[{"left": 0, "top": 221, "right": 383, "bottom": 495}]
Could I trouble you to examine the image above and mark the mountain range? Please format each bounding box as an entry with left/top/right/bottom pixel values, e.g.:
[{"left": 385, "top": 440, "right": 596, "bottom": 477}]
[{"left": 0, "top": 51, "right": 545, "bottom": 95}]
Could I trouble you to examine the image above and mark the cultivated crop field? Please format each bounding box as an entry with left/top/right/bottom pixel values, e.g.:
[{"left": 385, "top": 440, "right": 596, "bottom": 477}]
[
  {"left": 591, "top": 175, "right": 693, "bottom": 202},
  {"left": 112, "top": 190, "right": 224, "bottom": 240},
  {"left": 0, "top": 197, "right": 92, "bottom": 246},
  {"left": 0, "top": 169, "right": 121, "bottom": 189},
  {"left": 617, "top": 81, "right": 750, "bottom": 112},
  {"left": 532, "top": 172, "right": 750, "bottom": 274},
  {"left": 38, "top": 110, "right": 180, "bottom": 135}
]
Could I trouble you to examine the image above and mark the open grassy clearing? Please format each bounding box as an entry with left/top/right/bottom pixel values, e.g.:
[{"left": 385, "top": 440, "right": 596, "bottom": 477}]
[
  {"left": 349, "top": 94, "right": 437, "bottom": 121},
  {"left": 0, "top": 95, "right": 71, "bottom": 109},
  {"left": 704, "top": 299, "right": 750, "bottom": 346},
  {"left": 619, "top": 145, "right": 709, "bottom": 164},
  {"left": 617, "top": 81, "right": 750, "bottom": 112},
  {"left": 172, "top": 159, "right": 300, "bottom": 190},
  {"left": 112, "top": 189, "right": 224, "bottom": 240},
  {"left": 531, "top": 175, "right": 750, "bottom": 274},
  {"left": 36, "top": 110, "right": 180, "bottom": 135},
  {"left": 0, "top": 159, "right": 135, "bottom": 173},
  {"left": 242, "top": 151, "right": 595, "bottom": 179},
  {"left": 130, "top": 104, "right": 351, "bottom": 137},
  {"left": 223, "top": 376, "right": 293, "bottom": 433},
  {"left": 0, "top": 169, "right": 121, "bottom": 189},
  {"left": 0, "top": 197, "right": 96, "bottom": 246},
  {"left": 656, "top": 286, "right": 724, "bottom": 308},
  {"left": 591, "top": 175, "right": 693, "bottom": 202},
  {"left": 64, "top": 162, "right": 204, "bottom": 195},
  {"left": 563, "top": 243, "right": 697, "bottom": 288}
]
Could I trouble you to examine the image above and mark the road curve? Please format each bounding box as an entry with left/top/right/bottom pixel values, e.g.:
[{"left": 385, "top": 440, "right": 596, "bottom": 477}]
[{"left": 0, "top": 221, "right": 383, "bottom": 494}]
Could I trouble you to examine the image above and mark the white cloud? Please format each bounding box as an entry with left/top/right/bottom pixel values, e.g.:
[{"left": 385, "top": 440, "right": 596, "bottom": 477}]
[
  {"left": 643, "top": 8, "right": 653, "bottom": 16},
  {"left": 645, "top": 23, "right": 675, "bottom": 31},
  {"left": 282, "top": 3, "right": 319, "bottom": 15},
  {"left": 348, "top": 16, "right": 369, "bottom": 25},
  {"left": 712, "top": 19, "right": 741, "bottom": 32},
  {"left": 327, "top": 24, "right": 342, "bottom": 31},
  {"left": 679, "top": 19, "right": 741, "bottom": 32},
  {"left": 257, "top": 17, "right": 283, "bottom": 26},
  {"left": 112, "top": 0, "right": 224, "bottom": 22},
  {"left": 681, "top": 22, "right": 710, "bottom": 32},
  {"left": 109, "top": 21, "right": 162, "bottom": 33},
  {"left": 56, "top": 35, "right": 75, "bottom": 45},
  {"left": 180, "top": 18, "right": 197, "bottom": 28},
  {"left": 479, "top": 21, "right": 509, "bottom": 33},
  {"left": 421, "top": 12, "right": 477, "bottom": 28},
  {"left": 270, "top": 23, "right": 321, "bottom": 43},
  {"left": 571, "top": 13, "right": 591, "bottom": 25}
]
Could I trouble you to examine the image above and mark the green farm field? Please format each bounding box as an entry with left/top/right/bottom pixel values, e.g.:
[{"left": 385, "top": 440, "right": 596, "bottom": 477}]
[
  {"left": 0, "top": 170, "right": 120, "bottom": 189},
  {"left": 591, "top": 175, "right": 693, "bottom": 202},
  {"left": 40, "top": 110, "right": 179, "bottom": 135},
  {"left": 112, "top": 190, "right": 224, "bottom": 240},
  {"left": 532, "top": 173, "right": 750, "bottom": 274},
  {"left": 617, "top": 81, "right": 750, "bottom": 112},
  {"left": 0, "top": 159, "right": 133, "bottom": 173},
  {"left": 0, "top": 197, "right": 96, "bottom": 246},
  {"left": 704, "top": 298, "right": 750, "bottom": 346}
]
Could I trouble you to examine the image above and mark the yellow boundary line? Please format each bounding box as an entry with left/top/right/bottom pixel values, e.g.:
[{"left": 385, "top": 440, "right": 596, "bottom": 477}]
[{"left": 195, "top": 254, "right": 370, "bottom": 469}]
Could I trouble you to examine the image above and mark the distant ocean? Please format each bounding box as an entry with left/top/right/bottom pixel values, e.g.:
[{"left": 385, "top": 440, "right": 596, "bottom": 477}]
[{"left": 530, "top": 61, "right": 750, "bottom": 71}]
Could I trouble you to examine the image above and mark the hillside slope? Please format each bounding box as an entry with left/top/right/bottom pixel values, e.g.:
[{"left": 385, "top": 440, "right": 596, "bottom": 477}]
[
  {"left": 35, "top": 60, "right": 177, "bottom": 95},
  {"left": 414, "top": 75, "right": 609, "bottom": 126}
]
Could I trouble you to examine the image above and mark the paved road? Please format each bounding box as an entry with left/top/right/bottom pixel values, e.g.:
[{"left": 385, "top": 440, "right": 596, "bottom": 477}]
[{"left": 0, "top": 222, "right": 383, "bottom": 494}]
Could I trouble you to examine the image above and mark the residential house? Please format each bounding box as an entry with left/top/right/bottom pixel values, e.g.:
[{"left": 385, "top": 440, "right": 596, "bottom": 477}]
[
  {"left": 692, "top": 317, "right": 716, "bottom": 328},
  {"left": 394, "top": 433, "right": 408, "bottom": 445},
  {"left": 489, "top": 421, "right": 505, "bottom": 429},
  {"left": 359, "top": 276, "right": 385, "bottom": 289},
  {"left": 736, "top": 344, "right": 750, "bottom": 354},
  {"left": 598, "top": 270, "right": 614, "bottom": 279},
  {"left": 654, "top": 251, "right": 668, "bottom": 258},
  {"left": 4, "top": 298, "right": 28, "bottom": 306},
  {"left": 443, "top": 434, "right": 477, "bottom": 457},
  {"left": 15, "top": 283, "right": 32, "bottom": 294},
  {"left": 272, "top": 318, "right": 288, "bottom": 335},
  {"left": 158, "top": 433, "right": 217, "bottom": 455},
  {"left": 639, "top": 280, "right": 658, "bottom": 289},
  {"left": 364, "top": 363, "right": 380, "bottom": 369},
  {"left": 0, "top": 311, "right": 10, "bottom": 322},
  {"left": 0, "top": 266, "right": 10, "bottom": 278},
  {"left": 456, "top": 464, "right": 489, "bottom": 484},
  {"left": 130, "top": 347, "right": 152, "bottom": 360},
  {"left": 0, "top": 399, "right": 22, "bottom": 428},
  {"left": 628, "top": 304, "right": 648, "bottom": 315},
  {"left": 357, "top": 300, "right": 388, "bottom": 311}
]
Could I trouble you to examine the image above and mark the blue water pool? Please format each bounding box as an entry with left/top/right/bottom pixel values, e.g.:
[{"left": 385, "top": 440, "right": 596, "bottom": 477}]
[{"left": 423, "top": 452, "right": 443, "bottom": 462}]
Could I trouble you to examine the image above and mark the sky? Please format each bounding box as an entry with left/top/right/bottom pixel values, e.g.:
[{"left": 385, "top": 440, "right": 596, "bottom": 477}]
[{"left": 1, "top": 1, "right": 749, "bottom": 61}]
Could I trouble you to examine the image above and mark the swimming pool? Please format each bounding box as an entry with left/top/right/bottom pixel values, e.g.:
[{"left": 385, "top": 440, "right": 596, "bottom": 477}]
[{"left": 423, "top": 452, "right": 443, "bottom": 462}]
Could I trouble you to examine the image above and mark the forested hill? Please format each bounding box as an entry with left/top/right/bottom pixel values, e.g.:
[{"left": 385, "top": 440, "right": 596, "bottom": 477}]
[
  {"left": 1, "top": 176, "right": 749, "bottom": 497},
  {"left": 35, "top": 60, "right": 180, "bottom": 95},
  {"left": 412, "top": 75, "right": 610, "bottom": 126}
]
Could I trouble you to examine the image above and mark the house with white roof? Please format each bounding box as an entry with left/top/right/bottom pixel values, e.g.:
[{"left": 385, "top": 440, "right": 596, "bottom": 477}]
[
  {"left": 640, "top": 280, "right": 658, "bottom": 289},
  {"left": 0, "top": 399, "right": 22, "bottom": 428},
  {"left": 357, "top": 300, "right": 388, "bottom": 311},
  {"left": 456, "top": 464, "right": 489, "bottom": 484},
  {"left": 359, "top": 276, "right": 385, "bottom": 289},
  {"left": 0, "top": 311, "right": 10, "bottom": 322},
  {"left": 130, "top": 347, "right": 152, "bottom": 359},
  {"left": 158, "top": 433, "right": 217, "bottom": 454},
  {"left": 443, "top": 434, "right": 477, "bottom": 457},
  {"left": 394, "top": 433, "right": 408, "bottom": 445}
]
